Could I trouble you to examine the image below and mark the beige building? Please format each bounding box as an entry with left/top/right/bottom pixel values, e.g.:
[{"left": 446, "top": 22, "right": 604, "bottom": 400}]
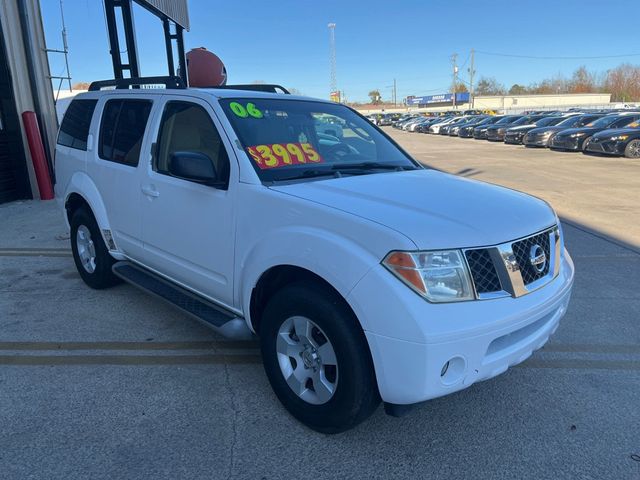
[{"left": 359, "top": 93, "right": 613, "bottom": 115}]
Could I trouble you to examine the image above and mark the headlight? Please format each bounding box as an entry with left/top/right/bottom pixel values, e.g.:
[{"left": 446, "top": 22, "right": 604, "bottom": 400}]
[
  {"left": 382, "top": 250, "right": 474, "bottom": 303},
  {"left": 610, "top": 135, "right": 629, "bottom": 141},
  {"left": 569, "top": 132, "right": 586, "bottom": 137}
]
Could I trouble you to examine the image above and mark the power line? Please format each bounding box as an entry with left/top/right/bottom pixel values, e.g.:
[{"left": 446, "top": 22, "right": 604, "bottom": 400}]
[{"left": 476, "top": 50, "right": 640, "bottom": 60}]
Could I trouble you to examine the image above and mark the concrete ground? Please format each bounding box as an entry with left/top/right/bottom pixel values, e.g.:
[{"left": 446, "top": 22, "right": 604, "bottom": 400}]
[{"left": 1, "top": 133, "right": 639, "bottom": 479}]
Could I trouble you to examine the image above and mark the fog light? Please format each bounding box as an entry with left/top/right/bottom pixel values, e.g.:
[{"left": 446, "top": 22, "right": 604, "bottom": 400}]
[{"left": 440, "top": 356, "right": 466, "bottom": 386}]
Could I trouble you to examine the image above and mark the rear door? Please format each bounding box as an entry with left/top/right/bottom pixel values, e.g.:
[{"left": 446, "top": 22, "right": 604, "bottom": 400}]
[{"left": 89, "top": 96, "right": 157, "bottom": 258}]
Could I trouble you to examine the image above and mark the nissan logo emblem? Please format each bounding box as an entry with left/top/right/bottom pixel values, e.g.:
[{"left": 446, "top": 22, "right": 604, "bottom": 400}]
[{"left": 529, "top": 244, "right": 547, "bottom": 273}]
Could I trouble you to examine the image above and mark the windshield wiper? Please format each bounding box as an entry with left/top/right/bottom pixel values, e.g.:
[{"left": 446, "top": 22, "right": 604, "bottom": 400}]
[
  {"left": 330, "top": 162, "right": 418, "bottom": 171},
  {"left": 270, "top": 169, "right": 340, "bottom": 183}
]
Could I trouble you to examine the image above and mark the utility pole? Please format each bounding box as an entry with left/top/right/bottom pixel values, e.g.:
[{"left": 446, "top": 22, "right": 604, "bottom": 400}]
[
  {"left": 393, "top": 78, "right": 397, "bottom": 107},
  {"left": 451, "top": 53, "right": 458, "bottom": 109},
  {"left": 328, "top": 23, "right": 337, "bottom": 99},
  {"left": 468, "top": 49, "right": 475, "bottom": 109}
]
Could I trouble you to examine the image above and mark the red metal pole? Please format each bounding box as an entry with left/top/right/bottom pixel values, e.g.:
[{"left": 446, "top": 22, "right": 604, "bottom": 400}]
[{"left": 21, "top": 111, "right": 54, "bottom": 200}]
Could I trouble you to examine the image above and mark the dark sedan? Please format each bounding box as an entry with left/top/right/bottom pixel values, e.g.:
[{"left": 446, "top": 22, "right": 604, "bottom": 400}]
[
  {"left": 523, "top": 114, "right": 604, "bottom": 147},
  {"left": 415, "top": 116, "right": 448, "bottom": 133},
  {"left": 460, "top": 116, "right": 502, "bottom": 138},
  {"left": 584, "top": 120, "right": 640, "bottom": 158},
  {"left": 449, "top": 116, "right": 488, "bottom": 136},
  {"left": 440, "top": 116, "right": 476, "bottom": 135},
  {"left": 504, "top": 116, "right": 568, "bottom": 144},
  {"left": 473, "top": 115, "right": 521, "bottom": 139},
  {"left": 549, "top": 114, "right": 640, "bottom": 151},
  {"left": 486, "top": 115, "right": 546, "bottom": 141}
]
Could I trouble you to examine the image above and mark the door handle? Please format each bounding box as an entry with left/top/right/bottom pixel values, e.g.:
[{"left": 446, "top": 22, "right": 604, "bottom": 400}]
[{"left": 141, "top": 185, "right": 160, "bottom": 198}]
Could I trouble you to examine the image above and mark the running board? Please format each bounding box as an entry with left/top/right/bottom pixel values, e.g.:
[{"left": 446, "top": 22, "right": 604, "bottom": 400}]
[{"left": 112, "top": 261, "right": 254, "bottom": 340}]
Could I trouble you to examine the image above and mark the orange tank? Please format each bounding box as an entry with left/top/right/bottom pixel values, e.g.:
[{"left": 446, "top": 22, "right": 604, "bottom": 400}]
[{"left": 186, "top": 48, "right": 227, "bottom": 87}]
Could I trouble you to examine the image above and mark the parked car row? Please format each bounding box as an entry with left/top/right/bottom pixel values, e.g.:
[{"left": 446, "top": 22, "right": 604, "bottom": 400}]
[{"left": 384, "top": 110, "right": 640, "bottom": 159}]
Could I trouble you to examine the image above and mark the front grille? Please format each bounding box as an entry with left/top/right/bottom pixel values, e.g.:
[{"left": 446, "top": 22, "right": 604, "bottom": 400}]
[
  {"left": 465, "top": 248, "right": 502, "bottom": 294},
  {"left": 511, "top": 231, "right": 551, "bottom": 285}
]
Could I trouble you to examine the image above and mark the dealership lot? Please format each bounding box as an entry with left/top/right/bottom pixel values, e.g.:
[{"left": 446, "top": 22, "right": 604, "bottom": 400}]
[{"left": 1, "top": 137, "right": 639, "bottom": 479}]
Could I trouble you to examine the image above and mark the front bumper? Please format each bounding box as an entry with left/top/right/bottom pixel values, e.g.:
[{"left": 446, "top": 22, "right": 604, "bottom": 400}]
[
  {"left": 348, "top": 250, "right": 574, "bottom": 405},
  {"left": 550, "top": 136, "right": 581, "bottom": 151},
  {"left": 486, "top": 131, "right": 506, "bottom": 141},
  {"left": 585, "top": 139, "right": 625, "bottom": 156},
  {"left": 504, "top": 133, "right": 525, "bottom": 144},
  {"left": 523, "top": 133, "right": 551, "bottom": 147},
  {"left": 473, "top": 130, "right": 488, "bottom": 139}
]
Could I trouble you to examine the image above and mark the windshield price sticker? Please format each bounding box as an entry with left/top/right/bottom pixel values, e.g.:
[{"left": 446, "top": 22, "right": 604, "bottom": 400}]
[
  {"left": 246, "top": 143, "right": 323, "bottom": 169},
  {"left": 230, "top": 102, "right": 263, "bottom": 118}
]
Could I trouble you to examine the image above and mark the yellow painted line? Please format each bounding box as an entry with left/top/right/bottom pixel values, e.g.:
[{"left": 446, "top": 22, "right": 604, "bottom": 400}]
[{"left": 0, "top": 354, "right": 262, "bottom": 366}]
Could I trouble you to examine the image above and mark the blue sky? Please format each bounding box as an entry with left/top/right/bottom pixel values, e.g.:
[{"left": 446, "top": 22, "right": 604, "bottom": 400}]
[{"left": 42, "top": 0, "right": 640, "bottom": 102}]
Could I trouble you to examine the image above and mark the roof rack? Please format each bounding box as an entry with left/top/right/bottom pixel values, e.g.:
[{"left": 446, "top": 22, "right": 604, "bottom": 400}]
[
  {"left": 211, "top": 84, "right": 290, "bottom": 94},
  {"left": 89, "top": 76, "right": 185, "bottom": 91}
]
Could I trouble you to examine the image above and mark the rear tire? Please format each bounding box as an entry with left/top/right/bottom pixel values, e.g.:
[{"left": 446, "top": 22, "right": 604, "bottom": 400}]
[
  {"left": 70, "top": 207, "right": 120, "bottom": 289},
  {"left": 581, "top": 136, "right": 592, "bottom": 151},
  {"left": 259, "top": 282, "right": 380, "bottom": 433},
  {"left": 624, "top": 139, "right": 640, "bottom": 158}
]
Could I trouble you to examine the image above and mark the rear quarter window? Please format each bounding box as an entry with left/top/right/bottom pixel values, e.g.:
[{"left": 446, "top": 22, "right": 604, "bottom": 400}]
[
  {"left": 57, "top": 99, "right": 97, "bottom": 150},
  {"left": 98, "top": 99, "right": 152, "bottom": 166}
]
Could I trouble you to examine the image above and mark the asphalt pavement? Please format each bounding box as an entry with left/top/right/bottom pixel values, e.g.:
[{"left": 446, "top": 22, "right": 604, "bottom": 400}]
[{"left": 1, "top": 132, "right": 639, "bottom": 479}]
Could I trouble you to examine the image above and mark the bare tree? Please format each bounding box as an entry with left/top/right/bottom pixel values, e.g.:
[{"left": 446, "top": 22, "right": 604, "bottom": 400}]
[
  {"left": 569, "top": 66, "right": 597, "bottom": 93},
  {"left": 604, "top": 64, "right": 640, "bottom": 101}
]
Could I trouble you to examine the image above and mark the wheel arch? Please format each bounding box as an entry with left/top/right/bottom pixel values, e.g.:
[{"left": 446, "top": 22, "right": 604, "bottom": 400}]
[
  {"left": 63, "top": 172, "right": 111, "bottom": 232},
  {"left": 249, "top": 264, "right": 350, "bottom": 335}
]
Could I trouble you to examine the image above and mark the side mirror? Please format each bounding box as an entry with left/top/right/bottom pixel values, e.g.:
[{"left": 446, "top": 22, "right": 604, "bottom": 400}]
[{"left": 168, "top": 151, "right": 223, "bottom": 187}]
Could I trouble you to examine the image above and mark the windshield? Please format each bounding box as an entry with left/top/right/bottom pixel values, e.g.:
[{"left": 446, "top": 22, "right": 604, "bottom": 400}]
[
  {"left": 536, "top": 116, "right": 563, "bottom": 126},
  {"left": 495, "top": 115, "right": 521, "bottom": 124},
  {"left": 558, "top": 115, "right": 593, "bottom": 127},
  {"left": 220, "top": 98, "right": 418, "bottom": 182},
  {"left": 512, "top": 115, "right": 541, "bottom": 126},
  {"left": 586, "top": 115, "right": 621, "bottom": 128}
]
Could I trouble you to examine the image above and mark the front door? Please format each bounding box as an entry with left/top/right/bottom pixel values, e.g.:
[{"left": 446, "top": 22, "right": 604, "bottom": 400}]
[{"left": 139, "top": 97, "right": 236, "bottom": 308}]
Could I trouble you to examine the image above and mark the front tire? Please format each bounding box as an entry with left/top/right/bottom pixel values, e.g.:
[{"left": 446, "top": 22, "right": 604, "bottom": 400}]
[
  {"left": 624, "top": 139, "right": 640, "bottom": 158},
  {"left": 260, "top": 282, "right": 380, "bottom": 433},
  {"left": 70, "top": 207, "right": 120, "bottom": 289}
]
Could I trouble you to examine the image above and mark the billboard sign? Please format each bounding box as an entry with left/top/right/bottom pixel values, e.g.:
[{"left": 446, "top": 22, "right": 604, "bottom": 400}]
[{"left": 406, "top": 92, "right": 470, "bottom": 106}]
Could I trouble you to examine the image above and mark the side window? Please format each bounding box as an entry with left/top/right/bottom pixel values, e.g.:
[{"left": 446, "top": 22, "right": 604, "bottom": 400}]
[
  {"left": 99, "top": 99, "right": 152, "bottom": 166},
  {"left": 57, "top": 99, "right": 97, "bottom": 150},
  {"left": 613, "top": 116, "right": 637, "bottom": 128},
  {"left": 155, "top": 101, "right": 229, "bottom": 183}
]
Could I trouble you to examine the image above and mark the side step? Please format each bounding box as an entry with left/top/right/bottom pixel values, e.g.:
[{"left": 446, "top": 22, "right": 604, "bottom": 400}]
[{"left": 112, "top": 261, "right": 254, "bottom": 340}]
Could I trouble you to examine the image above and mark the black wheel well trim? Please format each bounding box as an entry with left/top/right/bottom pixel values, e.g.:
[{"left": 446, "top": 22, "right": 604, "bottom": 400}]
[
  {"left": 64, "top": 192, "right": 92, "bottom": 224},
  {"left": 249, "top": 263, "right": 379, "bottom": 394},
  {"left": 249, "top": 265, "right": 359, "bottom": 336}
]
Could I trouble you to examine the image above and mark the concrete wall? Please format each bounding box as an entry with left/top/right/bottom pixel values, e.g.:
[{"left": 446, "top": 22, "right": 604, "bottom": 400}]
[
  {"left": 0, "top": 0, "right": 58, "bottom": 199},
  {"left": 358, "top": 93, "right": 613, "bottom": 115},
  {"left": 472, "top": 93, "right": 612, "bottom": 110}
]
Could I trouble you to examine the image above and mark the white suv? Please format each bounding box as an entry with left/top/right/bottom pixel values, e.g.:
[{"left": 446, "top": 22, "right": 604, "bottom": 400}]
[{"left": 55, "top": 78, "right": 574, "bottom": 433}]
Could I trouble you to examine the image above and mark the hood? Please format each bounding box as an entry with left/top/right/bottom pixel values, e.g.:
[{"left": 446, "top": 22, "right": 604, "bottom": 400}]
[
  {"left": 556, "top": 127, "right": 599, "bottom": 137},
  {"left": 270, "top": 170, "right": 556, "bottom": 250},
  {"left": 593, "top": 127, "right": 639, "bottom": 139},
  {"left": 528, "top": 126, "right": 567, "bottom": 135},
  {"left": 507, "top": 125, "right": 536, "bottom": 132},
  {"left": 488, "top": 123, "right": 516, "bottom": 131}
]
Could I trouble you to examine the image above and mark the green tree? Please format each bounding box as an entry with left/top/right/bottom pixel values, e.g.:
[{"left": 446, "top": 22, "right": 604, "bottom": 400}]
[
  {"left": 475, "top": 77, "right": 506, "bottom": 96},
  {"left": 368, "top": 89, "right": 382, "bottom": 104},
  {"left": 508, "top": 84, "right": 528, "bottom": 95}
]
